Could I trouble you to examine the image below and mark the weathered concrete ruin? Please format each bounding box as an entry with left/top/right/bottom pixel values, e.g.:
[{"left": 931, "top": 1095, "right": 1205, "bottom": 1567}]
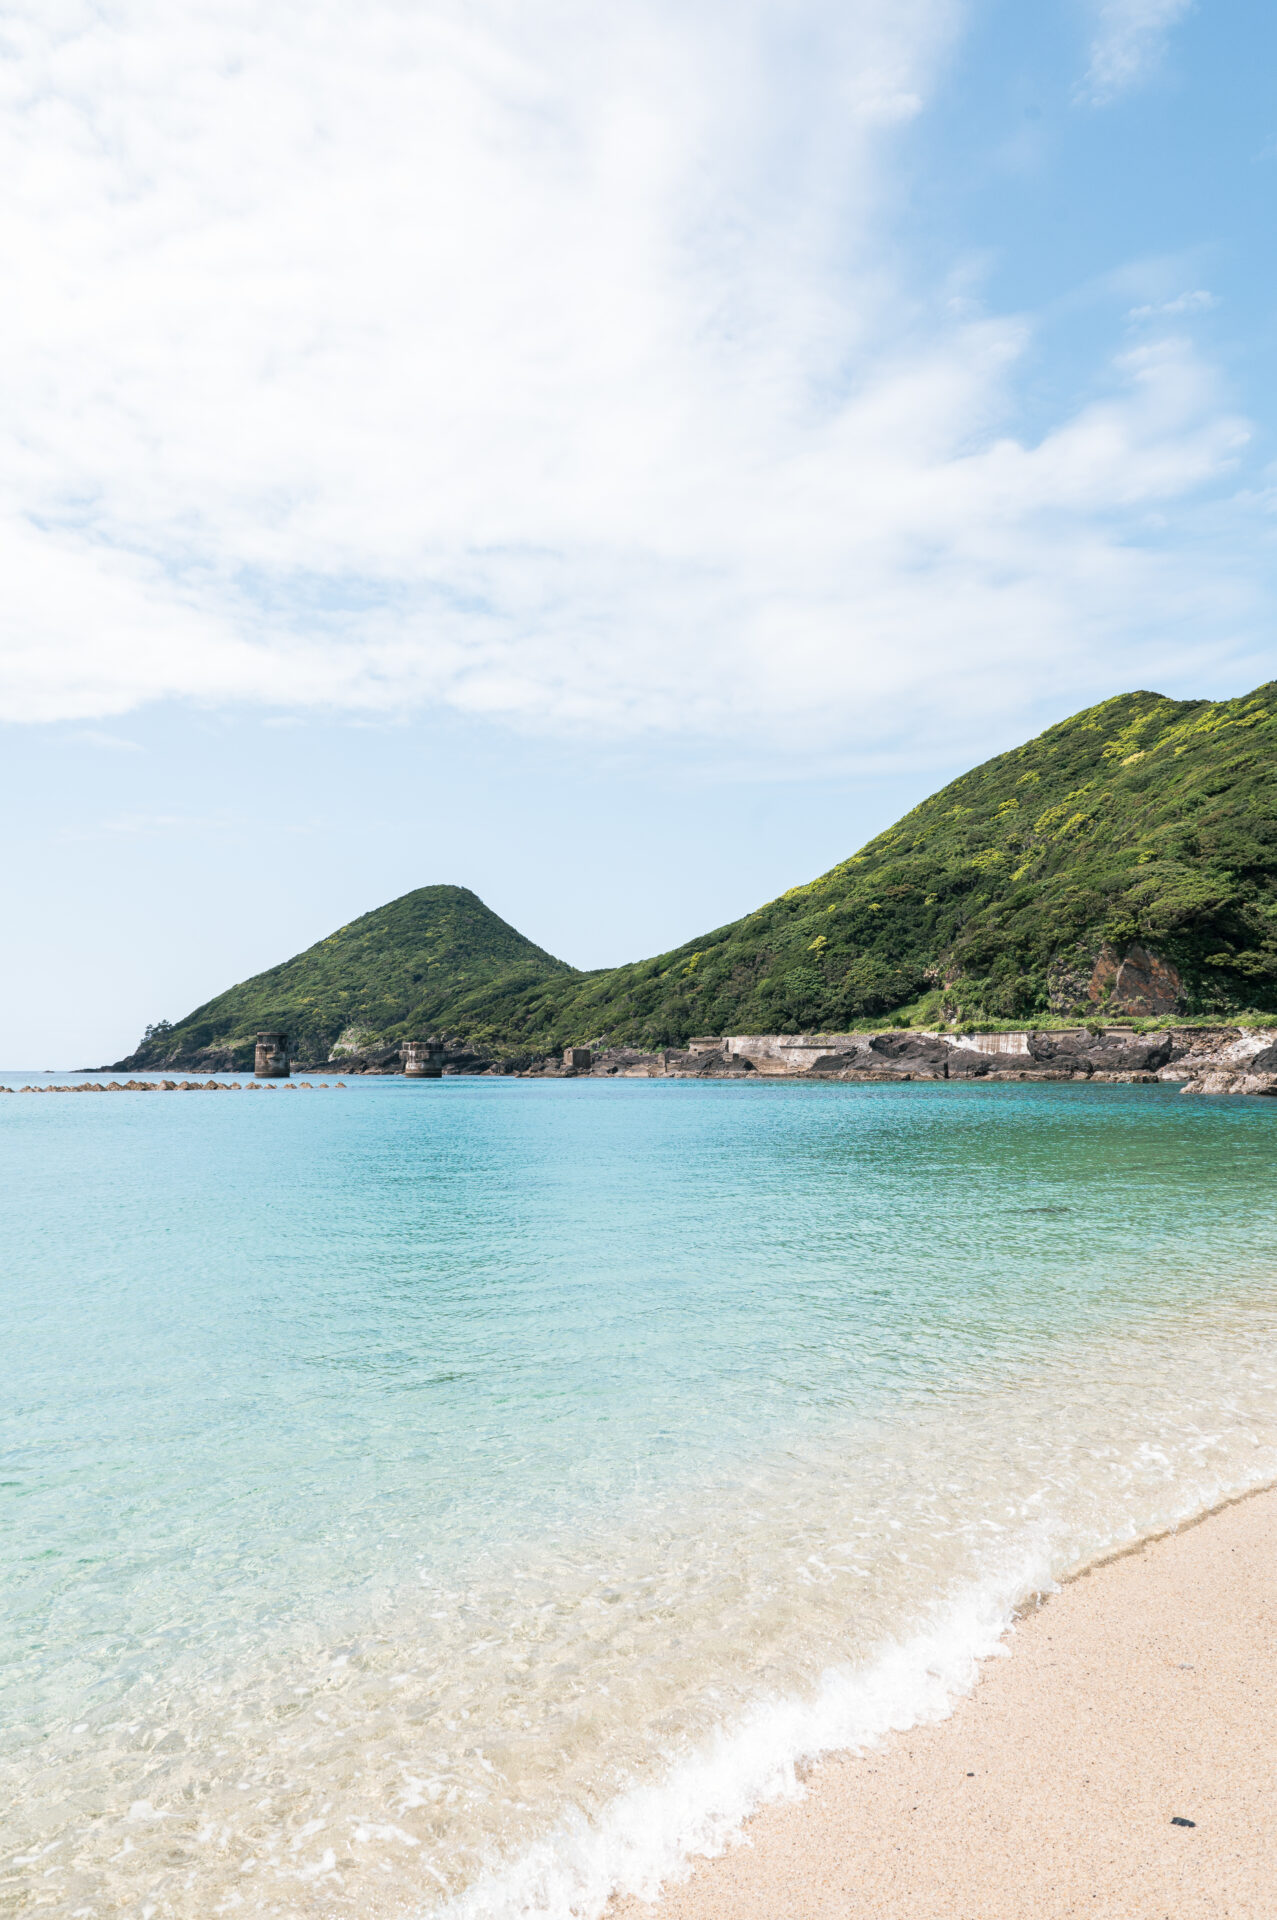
[
  {"left": 254, "top": 1032, "right": 290, "bottom": 1079},
  {"left": 402, "top": 1038, "right": 445, "bottom": 1078}
]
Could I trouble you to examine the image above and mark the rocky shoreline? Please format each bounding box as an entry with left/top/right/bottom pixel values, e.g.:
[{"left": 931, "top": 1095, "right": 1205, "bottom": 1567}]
[{"left": 300, "top": 1024, "right": 1277, "bottom": 1095}]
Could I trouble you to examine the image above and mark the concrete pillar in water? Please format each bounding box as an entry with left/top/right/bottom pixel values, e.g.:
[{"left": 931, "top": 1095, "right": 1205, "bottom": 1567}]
[
  {"left": 403, "top": 1038, "right": 445, "bottom": 1078},
  {"left": 254, "top": 1032, "right": 290, "bottom": 1078}
]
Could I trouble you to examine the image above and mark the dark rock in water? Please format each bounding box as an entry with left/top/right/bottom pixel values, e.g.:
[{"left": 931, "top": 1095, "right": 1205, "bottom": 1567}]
[
  {"left": 979, "top": 1052, "right": 1038, "bottom": 1075},
  {"left": 1028, "top": 1030, "right": 1172, "bottom": 1075},
  {"left": 662, "top": 1047, "right": 736, "bottom": 1076},
  {"left": 811, "top": 1032, "right": 950, "bottom": 1079},
  {"left": 868, "top": 1032, "right": 951, "bottom": 1066},
  {"left": 945, "top": 1048, "right": 993, "bottom": 1077},
  {"left": 590, "top": 1045, "right": 666, "bottom": 1074},
  {"left": 1096, "top": 1034, "right": 1173, "bottom": 1072}
]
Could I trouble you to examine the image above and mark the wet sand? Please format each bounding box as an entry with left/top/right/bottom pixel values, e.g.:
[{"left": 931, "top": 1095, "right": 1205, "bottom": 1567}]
[{"left": 621, "top": 1484, "right": 1277, "bottom": 1920}]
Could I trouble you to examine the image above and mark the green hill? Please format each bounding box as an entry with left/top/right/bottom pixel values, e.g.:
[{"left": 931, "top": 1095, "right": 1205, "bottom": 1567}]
[
  {"left": 117, "top": 885, "right": 576, "bottom": 1069},
  {"left": 120, "top": 685, "right": 1277, "bottom": 1068},
  {"left": 456, "top": 682, "right": 1277, "bottom": 1049}
]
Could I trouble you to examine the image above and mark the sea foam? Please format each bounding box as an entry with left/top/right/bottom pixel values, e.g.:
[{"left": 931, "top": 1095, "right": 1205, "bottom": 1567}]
[{"left": 443, "top": 1549, "right": 1042, "bottom": 1920}]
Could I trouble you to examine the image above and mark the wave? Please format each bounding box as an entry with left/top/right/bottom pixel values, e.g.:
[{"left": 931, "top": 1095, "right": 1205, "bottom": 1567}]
[
  {"left": 444, "top": 1446, "right": 1277, "bottom": 1920},
  {"left": 441, "top": 1542, "right": 1047, "bottom": 1920}
]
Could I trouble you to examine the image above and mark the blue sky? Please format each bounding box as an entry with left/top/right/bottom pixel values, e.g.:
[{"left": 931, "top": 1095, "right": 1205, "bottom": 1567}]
[{"left": 2, "top": 0, "right": 1274, "bottom": 1063}]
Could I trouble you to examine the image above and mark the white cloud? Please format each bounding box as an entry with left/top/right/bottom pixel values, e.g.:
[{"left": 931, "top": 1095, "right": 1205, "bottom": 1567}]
[
  {"left": 1129, "top": 290, "right": 1217, "bottom": 319},
  {"left": 1082, "top": 1, "right": 1192, "bottom": 104},
  {"left": 0, "top": 0, "right": 1260, "bottom": 760}
]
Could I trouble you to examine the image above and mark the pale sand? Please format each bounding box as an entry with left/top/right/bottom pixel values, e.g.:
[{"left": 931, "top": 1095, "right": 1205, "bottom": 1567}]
[{"left": 620, "top": 1486, "right": 1277, "bottom": 1920}]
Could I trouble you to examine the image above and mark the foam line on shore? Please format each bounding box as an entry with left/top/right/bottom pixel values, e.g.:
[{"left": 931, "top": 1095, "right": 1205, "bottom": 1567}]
[
  {"left": 440, "top": 1468, "right": 1277, "bottom": 1920},
  {"left": 440, "top": 1546, "right": 1044, "bottom": 1920}
]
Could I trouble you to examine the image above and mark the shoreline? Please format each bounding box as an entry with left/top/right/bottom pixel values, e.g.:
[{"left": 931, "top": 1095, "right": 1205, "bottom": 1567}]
[
  {"left": 614, "top": 1482, "right": 1277, "bottom": 1920},
  {"left": 102, "top": 1019, "right": 1277, "bottom": 1097}
]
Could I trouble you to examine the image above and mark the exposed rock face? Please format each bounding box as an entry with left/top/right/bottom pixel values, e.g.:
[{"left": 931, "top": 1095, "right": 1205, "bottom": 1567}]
[
  {"left": 944, "top": 1048, "right": 997, "bottom": 1078},
  {"left": 865, "top": 1033, "right": 951, "bottom": 1070},
  {"left": 1179, "top": 1068, "right": 1277, "bottom": 1096},
  {"left": 1046, "top": 943, "right": 1185, "bottom": 1017},
  {"left": 712, "top": 1024, "right": 1273, "bottom": 1091},
  {"left": 1088, "top": 944, "right": 1184, "bottom": 1016},
  {"left": 330, "top": 1026, "right": 377, "bottom": 1059},
  {"left": 657, "top": 1047, "right": 751, "bottom": 1077},
  {"left": 1047, "top": 950, "right": 1098, "bottom": 1014},
  {"left": 1028, "top": 1030, "right": 1174, "bottom": 1075},
  {"left": 56, "top": 1026, "right": 1277, "bottom": 1095},
  {"left": 1169, "top": 1030, "right": 1277, "bottom": 1096}
]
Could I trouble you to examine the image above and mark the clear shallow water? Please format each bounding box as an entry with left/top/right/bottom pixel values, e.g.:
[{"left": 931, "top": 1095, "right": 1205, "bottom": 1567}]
[{"left": 2, "top": 1075, "right": 1277, "bottom": 1919}]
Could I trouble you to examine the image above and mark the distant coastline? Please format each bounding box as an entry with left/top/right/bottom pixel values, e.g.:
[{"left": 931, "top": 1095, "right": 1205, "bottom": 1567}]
[
  {"left": 67, "top": 1019, "right": 1277, "bottom": 1097},
  {"left": 112, "top": 687, "right": 1277, "bottom": 1076}
]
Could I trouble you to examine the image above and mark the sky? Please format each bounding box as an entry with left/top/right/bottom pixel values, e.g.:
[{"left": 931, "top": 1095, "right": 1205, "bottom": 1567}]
[{"left": 2, "top": 0, "right": 1275, "bottom": 1064}]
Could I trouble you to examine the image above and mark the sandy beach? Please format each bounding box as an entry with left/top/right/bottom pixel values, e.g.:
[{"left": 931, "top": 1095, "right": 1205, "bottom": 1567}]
[{"left": 621, "top": 1485, "right": 1277, "bottom": 1920}]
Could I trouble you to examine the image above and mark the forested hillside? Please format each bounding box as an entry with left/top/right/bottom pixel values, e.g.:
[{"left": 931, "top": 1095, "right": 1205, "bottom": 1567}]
[
  {"left": 119, "top": 685, "right": 1277, "bottom": 1067},
  {"left": 117, "top": 885, "right": 575, "bottom": 1069},
  {"left": 455, "top": 683, "right": 1277, "bottom": 1049}
]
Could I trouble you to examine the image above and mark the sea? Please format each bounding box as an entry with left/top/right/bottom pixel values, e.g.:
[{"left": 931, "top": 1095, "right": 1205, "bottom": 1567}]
[{"left": 3, "top": 1071, "right": 1277, "bottom": 1920}]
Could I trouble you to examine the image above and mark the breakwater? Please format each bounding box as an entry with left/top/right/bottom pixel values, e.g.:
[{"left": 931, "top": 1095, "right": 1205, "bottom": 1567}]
[{"left": 8, "top": 1079, "right": 345, "bottom": 1093}]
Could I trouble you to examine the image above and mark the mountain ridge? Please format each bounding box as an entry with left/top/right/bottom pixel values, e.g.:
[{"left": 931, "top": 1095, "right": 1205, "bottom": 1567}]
[
  {"left": 116, "top": 683, "right": 1277, "bottom": 1069},
  {"left": 117, "top": 884, "right": 575, "bottom": 1071}
]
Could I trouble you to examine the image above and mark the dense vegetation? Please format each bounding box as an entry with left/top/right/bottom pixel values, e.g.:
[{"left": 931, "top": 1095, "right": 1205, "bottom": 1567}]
[
  {"left": 121, "top": 685, "right": 1277, "bottom": 1066},
  {"left": 118, "top": 885, "right": 575, "bottom": 1069},
  {"left": 457, "top": 682, "right": 1277, "bottom": 1050}
]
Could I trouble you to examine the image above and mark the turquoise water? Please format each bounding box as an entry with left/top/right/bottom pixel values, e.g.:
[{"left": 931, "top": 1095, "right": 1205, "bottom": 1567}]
[{"left": 3, "top": 1075, "right": 1277, "bottom": 1919}]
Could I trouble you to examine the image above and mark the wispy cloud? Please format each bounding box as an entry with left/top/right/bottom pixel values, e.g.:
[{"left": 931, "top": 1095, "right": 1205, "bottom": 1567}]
[
  {"left": 68, "top": 729, "right": 143, "bottom": 752},
  {"left": 1129, "top": 290, "right": 1217, "bottom": 319},
  {"left": 1082, "top": 0, "right": 1193, "bottom": 104},
  {"left": 0, "top": 0, "right": 1259, "bottom": 763}
]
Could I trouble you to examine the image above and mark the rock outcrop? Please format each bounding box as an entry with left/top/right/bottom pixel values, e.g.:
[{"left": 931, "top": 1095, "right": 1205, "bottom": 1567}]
[
  {"left": 1168, "top": 1033, "right": 1277, "bottom": 1096},
  {"left": 1027, "top": 1029, "right": 1174, "bottom": 1074},
  {"left": 1087, "top": 943, "right": 1184, "bottom": 1016},
  {"left": 663, "top": 1025, "right": 1277, "bottom": 1093}
]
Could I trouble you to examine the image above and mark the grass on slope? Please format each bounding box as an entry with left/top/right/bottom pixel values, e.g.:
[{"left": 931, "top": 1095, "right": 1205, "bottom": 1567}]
[
  {"left": 454, "top": 684, "right": 1277, "bottom": 1050},
  {"left": 120, "top": 886, "right": 575, "bottom": 1068}
]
